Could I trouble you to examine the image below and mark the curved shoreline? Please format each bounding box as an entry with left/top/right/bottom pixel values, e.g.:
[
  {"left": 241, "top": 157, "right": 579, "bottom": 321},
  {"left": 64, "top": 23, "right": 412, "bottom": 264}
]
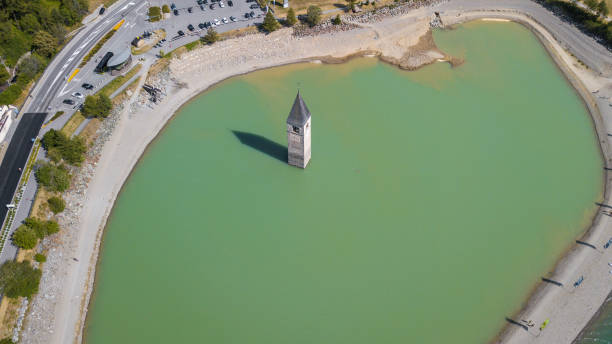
[{"left": 18, "top": 2, "right": 612, "bottom": 344}]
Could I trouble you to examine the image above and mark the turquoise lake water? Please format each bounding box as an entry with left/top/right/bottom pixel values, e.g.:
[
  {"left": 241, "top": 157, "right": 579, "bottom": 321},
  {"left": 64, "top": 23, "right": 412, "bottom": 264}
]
[{"left": 84, "top": 21, "right": 603, "bottom": 343}]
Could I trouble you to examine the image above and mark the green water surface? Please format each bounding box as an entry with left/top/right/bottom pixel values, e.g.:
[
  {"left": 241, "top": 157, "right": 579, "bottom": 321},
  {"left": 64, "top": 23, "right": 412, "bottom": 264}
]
[{"left": 85, "top": 22, "right": 603, "bottom": 343}]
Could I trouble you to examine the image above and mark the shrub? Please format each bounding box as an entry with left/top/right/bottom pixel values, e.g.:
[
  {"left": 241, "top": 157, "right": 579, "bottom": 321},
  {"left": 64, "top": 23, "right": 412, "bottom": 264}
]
[
  {"left": 148, "top": 6, "right": 162, "bottom": 22},
  {"left": 48, "top": 196, "right": 66, "bottom": 214},
  {"left": 35, "top": 161, "right": 71, "bottom": 192},
  {"left": 23, "top": 217, "right": 60, "bottom": 238},
  {"left": 82, "top": 94, "right": 112, "bottom": 118},
  {"left": 32, "top": 31, "right": 57, "bottom": 58},
  {"left": 0, "top": 261, "right": 42, "bottom": 298},
  {"left": 306, "top": 6, "right": 322, "bottom": 27},
  {"left": 286, "top": 8, "right": 297, "bottom": 26},
  {"left": 34, "top": 254, "right": 46, "bottom": 263},
  {"left": 45, "top": 220, "right": 60, "bottom": 236},
  {"left": 202, "top": 27, "right": 220, "bottom": 45},
  {"left": 162, "top": 4, "right": 171, "bottom": 13},
  {"left": 332, "top": 14, "right": 342, "bottom": 25},
  {"left": 12, "top": 225, "right": 37, "bottom": 249},
  {"left": 0, "top": 338, "right": 15, "bottom": 344}
]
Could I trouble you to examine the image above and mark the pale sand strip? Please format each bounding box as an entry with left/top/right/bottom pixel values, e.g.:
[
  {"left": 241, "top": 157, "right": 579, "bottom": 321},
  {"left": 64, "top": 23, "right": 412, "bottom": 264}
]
[{"left": 17, "top": 2, "right": 612, "bottom": 344}]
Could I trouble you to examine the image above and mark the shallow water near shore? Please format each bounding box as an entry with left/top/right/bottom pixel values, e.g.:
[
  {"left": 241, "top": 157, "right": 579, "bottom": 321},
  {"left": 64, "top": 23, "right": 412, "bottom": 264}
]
[
  {"left": 575, "top": 293, "right": 612, "bottom": 343},
  {"left": 84, "top": 22, "right": 603, "bottom": 344}
]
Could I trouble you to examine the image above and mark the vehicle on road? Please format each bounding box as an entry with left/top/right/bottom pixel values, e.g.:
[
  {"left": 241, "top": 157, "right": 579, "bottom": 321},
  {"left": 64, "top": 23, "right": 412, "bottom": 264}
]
[
  {"left": 230, "top": 15, "right": 236, "bottom": 21},
  {"left": 63, "top": 99, "right": 75, "bottom": 105},
  {"left": 210, "top": 3, "right": 215, "bottom": 9},
  {"left": 222, "top": 17, "right": 228, "bottom": 23},
  {"left": 249, "top": 4, "right": 258, "bottom": 8},
  {"left": 219, "top": 1, "right": 225, "bottom": 7},
  {"left": 188, "top": 24, "right": 195, "bottom": 31},
  {"left": 199, "top": 23, "right": 206, "bottom": 29},
  {"left": 178, "top": 30, "right": 185, "bottom": 36},
  {"left": 174, "top": 9, "right": 179, "bottom": 15},
  {"left": 82, "top": 83, "right": 94, "bottom": 90},
  {"left": 99, "top": 7, "right": 105, "bottom": 15},
  {"left": 72, "top": 92, "right": 83, "bottom": 99},
  {"left": 188, "top": 6, "right": 193, "bottom": 12}
]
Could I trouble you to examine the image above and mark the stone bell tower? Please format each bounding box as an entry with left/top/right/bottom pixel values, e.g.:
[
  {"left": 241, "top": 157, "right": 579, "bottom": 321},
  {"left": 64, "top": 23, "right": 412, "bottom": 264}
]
[{"left": 286, "top": 91, "right": 311, "bottom": 168}]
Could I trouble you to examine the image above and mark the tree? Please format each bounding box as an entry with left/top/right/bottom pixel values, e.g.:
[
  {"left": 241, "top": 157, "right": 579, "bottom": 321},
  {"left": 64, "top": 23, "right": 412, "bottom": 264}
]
[
  {"left": 0, "top": 261, "right": 42, "bottom": 298},
  {"left": 0, "top": 338, "right": 15, "bottom": 344},
  {"left": 162, "top": 4, "right": 171, "bottom": 13},
  {"left": 202, "top": 27, "right": 219, "bottom": 45},
  {"left": 18, "top": 55, "right": 45, "bottom": 81},
  {"left": 23, "top": 217, "right": 59, "bottom": 238},
  {"left": 42, "top": 129, "right": 86, "bottom": 165},
  {"left": 0, "top": 67, "right": 9, "bottom": 84},
  {"left": 12, "top": 225, "right": 38, "bottom": 249},
  {"left": 306, "top": 6, "right": 322, "bottom": 27},
  {"left": 598, "top": 0, "right": 609, "bottom": 16},
  {"left": 586, "top": 0, "right": 598, "bottom": 10},
  {"left": 32, "top": 31, "right": 57, "bottom": 58},
  {"left": 332, "top": 14, "right": 342, "bottom": 25},
  {"left": 48, "top": 196, "right": 66, "bottom": 213},
  {"left": 346, "top": 0, "right": 357, "bottom": 11},
  {"left": 19, "top": 13, "right": 41, "bottom": 34},
  {"left": 34, "top": 254, "right": 46, "bottom": 263},
  {"left": 262, "top": 11, "right": 280, "bottom": 32},
  {"left": 82, "top": 94, "right": 112, "bottom": 118},
  {"left": 35, "top": 161, "right": 71, "bottom": 192},
  {"left": 286, "top": 8, "right": 297, "bottom": 26},
  {"left": 45, "top": 220, "right": 60, "bottom": 236}
]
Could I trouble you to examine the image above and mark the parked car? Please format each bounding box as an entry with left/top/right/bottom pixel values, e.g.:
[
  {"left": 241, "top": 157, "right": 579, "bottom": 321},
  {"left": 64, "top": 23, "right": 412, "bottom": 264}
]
[
  {"left": 228, "top": 0, "right": 233, "bottom": 6},
  {"left": 219, "top": 1, "right": 225, "bottom": 7},
  {"left": 99, "top": 7, "right": 105, "bottom": 15},
  {"left": 244, "top": 12, "right": 250, "bottom": 18},
  {"left": 197, "top": 0, "right": 203, "bottom": 4},
  {"left": 249, "top": 4, "right": 258, "bottom": 8},
  {"left": 209, "top": 3, "right": 215, "bottom": 9},
  {"left": 198, "top": 23, "right": 206, "bottom": 29},
  {"left": 222, "top": 17, "right": 228, "bottom": 23},
  {"left": 230, "top": 15, "right": 236, "bottom": 21},
  {"left": 188, "top": 24, "right": 195, "bottom": 31},
  {"left": 171, "top": 3, "right": 176, "bottom": 9},
  {"left": 214, "top": 18, "right": 221, "bottom": 25},
  {"left": 82, "top": 83, "right": 94, "bottom": 90},
  {"left": 174, "top": 9, "right": 179, "bottom": 15},
  {"left": 63, "top": 99, "right": 75, "bottom": 105},
  {"left": 72, "top": 92, "right": 84, "bottom": 99},
  {"left": 200, "top": 4, "right": 206, "bottom": 10},
  {"left": 249, "top": 10, "right": 255, "bottom": 17},
  {"left": 188, "top": 6, "right": 193, "bottom": 12},
  {"left": 178, "top": 30, "right": 185, "bottom": 36}
]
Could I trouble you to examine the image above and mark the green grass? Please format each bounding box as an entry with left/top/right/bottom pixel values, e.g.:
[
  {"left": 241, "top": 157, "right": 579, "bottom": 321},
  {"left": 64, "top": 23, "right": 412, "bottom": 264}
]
[
  {"left": 185, "top": 40, "right": 201, "bottom": 51},
  {"left": 98, "top": 64, "right": 143, "bottom": 98},
  {"left": 49, "top": 111, "right": 64, "bottom": 122}
]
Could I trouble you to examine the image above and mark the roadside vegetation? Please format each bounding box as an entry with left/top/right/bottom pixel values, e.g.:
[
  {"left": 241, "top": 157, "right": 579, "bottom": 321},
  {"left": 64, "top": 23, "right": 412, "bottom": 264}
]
[
  {"left": 42, "top": 129, "right": 87, "bottom": 165},
  {"left": 306, "top": 5, "right": 322, "bottom": 26},
  {"left": 0, "top": 0, "right": 89, "bottom": 106},
  {"left": 99, "top": 63, "right": 142, "bottom": 97},
  {"left": 202, "top": 27, "right": 220, "bottom": 45},
  {"left": 0, "top": 261, "right": 41, "bottom": 298},
  {"left": 262, "top": 11, "right": 281, "bottom": 32},
  {"left": 538, "top": 0, "right": 611, "bottom": 47},
  {"left": 79, "top": 29, "right": 117, "bottom": 67},
  {"left": 82, "top": 93, "right": 112, "bottom": 118},
  {"left": 35, "top": 161, "right": 71, "bottom": 192},
  {"left": 148, "top": 6, "right": 162, "bottom": 22}
]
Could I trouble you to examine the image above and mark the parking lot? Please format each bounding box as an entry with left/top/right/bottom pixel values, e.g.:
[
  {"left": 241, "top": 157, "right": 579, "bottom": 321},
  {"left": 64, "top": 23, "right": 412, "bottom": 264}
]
[
  {"left": 152, "top": 0, "right": 265, "bottom": 41},
  {"left": 53, "top": 0, "right": 265, "bottom": 115}
]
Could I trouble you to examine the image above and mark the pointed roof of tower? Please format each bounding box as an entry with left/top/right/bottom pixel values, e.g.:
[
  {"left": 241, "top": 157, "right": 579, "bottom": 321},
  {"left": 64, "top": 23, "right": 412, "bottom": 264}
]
[{"left": 287, "top": 91, "right": 311, "bottom": 127}]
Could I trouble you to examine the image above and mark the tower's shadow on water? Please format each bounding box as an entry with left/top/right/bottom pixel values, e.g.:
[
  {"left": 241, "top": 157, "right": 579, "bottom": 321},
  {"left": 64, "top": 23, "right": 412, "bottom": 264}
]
[{"left": 231, "top": 130, "right": 287, "bottom": 163}]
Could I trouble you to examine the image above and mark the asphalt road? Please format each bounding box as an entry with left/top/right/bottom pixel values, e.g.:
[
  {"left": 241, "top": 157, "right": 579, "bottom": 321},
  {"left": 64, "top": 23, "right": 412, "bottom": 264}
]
[{"left": 0, "top": 113, "right": 45, "bottom": 231}]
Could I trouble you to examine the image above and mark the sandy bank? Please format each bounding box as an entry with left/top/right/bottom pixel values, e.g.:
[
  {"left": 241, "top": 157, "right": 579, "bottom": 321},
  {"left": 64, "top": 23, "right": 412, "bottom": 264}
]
[{"left": 17, "top": 1, "right": 612, "bottom": 344}]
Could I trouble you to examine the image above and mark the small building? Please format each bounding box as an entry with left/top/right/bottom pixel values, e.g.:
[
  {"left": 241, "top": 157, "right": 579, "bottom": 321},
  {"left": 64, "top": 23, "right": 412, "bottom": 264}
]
[
  {"left": 286, "top": 91, "right": 311, "bottom": 168},
  {"left": 106, "top": 48, "right": 132, "bottom": 75},
  {"left": 95, "top": 51, "right": 114, "bottom": 73}
]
